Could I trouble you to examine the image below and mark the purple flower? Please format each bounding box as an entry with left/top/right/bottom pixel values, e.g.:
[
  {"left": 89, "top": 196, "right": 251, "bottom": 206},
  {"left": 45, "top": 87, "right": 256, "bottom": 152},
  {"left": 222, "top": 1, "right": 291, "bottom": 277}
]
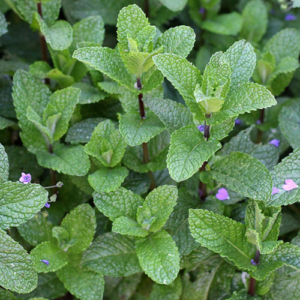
[
  {"left": 45, "top": 202, "right": 50, "bottom": 208},
  {"left": 256, "top": 120, "right": 261, "bottom": 125},
  {"left": 283, "top": 179, "right": 298, "bottom": 191},
  {"left": 199, "top": 7, "right": 205, "bottom": 14},
  {"left": 285, "top": 14, "right": 296, "bottom": 21},
  {"left": 19, "top": 172, "right": 31, "bottom": 184},
  {"left": 235, "top": 119, "right": 242, "bottom": 125},
  {"left": 251, "top": 259, "right": 258, "bottom": 266},
  {"left": 269, "top": 139, "right": 280, "bottom": 147},
  {"left": 216, "top": 188, "right": 229, "bottom": 201},
  {"left": 197, "top": 125, "right": 205, "bottom": 132},
  {"left": 40, "top": 260, "right": 49, "bottom": 265},
  {"left": 272, "top": 187, "right": 280, "bottom": 195}
]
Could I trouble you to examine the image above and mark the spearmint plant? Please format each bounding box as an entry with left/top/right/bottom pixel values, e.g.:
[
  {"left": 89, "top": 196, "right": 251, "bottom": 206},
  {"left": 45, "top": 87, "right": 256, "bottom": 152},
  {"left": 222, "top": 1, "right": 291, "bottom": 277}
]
[{"left": 2, "top": 0, "right": 300, "bottom": 299}]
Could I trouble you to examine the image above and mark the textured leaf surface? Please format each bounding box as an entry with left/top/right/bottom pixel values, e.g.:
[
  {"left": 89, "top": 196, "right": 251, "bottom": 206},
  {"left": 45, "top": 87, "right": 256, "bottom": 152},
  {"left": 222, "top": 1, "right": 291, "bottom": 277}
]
[
  {"left": 189, "top": 209, "right": 255, "bottom": 272},
  {"left": 0, "top": 143, "right": 8, "bottom": 182},
  {"left": 136, "top": 230, "right": 180, "bottom": 285},
  {"left": 73, "top": 82, "right": 106, "bottom": 105},
  {"left": 0, "top": 228, "right": 37, "bottom": 293},
  {"left": 36, "top": 144, "right": 90, "bottom": 176},
  {"left": 119, "top": 111, "right": 165, "bottom": 146},
  {"left": 209, "top": 152, "right": 272, "bottom": 201},
  {"left": 143, "top": 96, "right": 193, "bottom": 134},
  {"left": 137, "top": 185, "right": 177, "bottom": 232},
  {"left": 268, "top": 148, "right": 300, "bottom": 206},
  {"left": 0, "top": 182, "right": 48, "bottom": 229},
  {"left": 88, "top": 167, "right": 129, "bottom": 193},
  {"left": 167, "top": 126, "right": 221, "bottom": 182},
  {"left": 82, "top": 232, "right": 141, "bottom": 276},
  {"left": 60, "top": 204, "right": 96, "bottom": 254},
  {"left": 158, "top": 26, "right": 194, "bottom": 58},
  {"left": 57, "top": 254, "right": 104, "bottom": 300},
  {"left": 112, "top": 216, "right": 149, "bottom": 237},
  {"left": 93, "top": 187, "right": 143, "bottom": 221},
  {"left": 30, "top": 241, "right": 69, "bottom": 273}
]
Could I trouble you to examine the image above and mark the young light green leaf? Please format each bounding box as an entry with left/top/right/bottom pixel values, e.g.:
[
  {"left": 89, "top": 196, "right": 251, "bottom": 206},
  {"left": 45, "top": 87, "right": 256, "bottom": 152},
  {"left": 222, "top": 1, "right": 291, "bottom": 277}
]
[
  {"left": 0, "top": 182, "right": 48, "bottom": 229},
  {"left": 57, "top": 254, "right": 104, "bottom": 300},
  {"left": 143, "top": 96, "right": 193, "bottom": 134},
  {"left": 93, "top": 187, "right": 144, "bottom": 221},
  {"left": 0, "top": 143, "right": 8, "bottom": 182},
  {"left": 60, "top": 204, "right": 96, "bottom": 254},
  {"left": 82, "top": 232, "right": 142, "bottom": 276},
  {"left": 137, "top": 185, "right": 177, "bottom": 232},
  {"left": 13, "top": 70, "right": 51, "bottom": 153},
  {"left": 189, "top": 209, "right": 256, "bottom": 272},
  {"left": 43, "top": 87, "right": 81, "bottom": 141},
  {"left": 240, "top": 0, "right": 268, "bottom": 43},
  {"left": 112, "top": 216, "right": 149, "bottom": 237},
  {"left": 167, "top": 126, "right": 221, "bottom": 182},
  {"left": 119, "top": 111, "right": 165, "bottom": 146},
  {"left": 209, "top": 152, "right": 272, "bottom": 201},
  {"left": 30, "top": 241, "right": 69, "bottom": 273},
  {"left": 36, "top": 144, "right": 90, "bottom": 176},
  {"left": 88, "top": 166, "right": 129, "bottom": 193},
  {"left": 0, "top": 228, "right": 37, "bottom": 293},
  {"left": 136, "top": 230, "right": 180, "bottom": 285},
  {"left": 202, "top": 12, "right": 242, "bottom": 36},
  {"left": 268, "top": 148, "right": 300, "bottom": 207},
  {"left": 73, "top": 47, "right": 136, "bottom": 92},
  {"left": 157, "top": 25, "right": 195, "bottom": 58}
]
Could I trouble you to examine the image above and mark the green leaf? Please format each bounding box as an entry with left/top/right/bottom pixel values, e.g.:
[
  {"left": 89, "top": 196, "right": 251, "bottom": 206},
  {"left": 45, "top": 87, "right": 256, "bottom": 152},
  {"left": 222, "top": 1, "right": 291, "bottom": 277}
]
[
  {"left": 202, "top": 12, "right": 242, "bottom": 36},
  {"left": 82, "top": 232, "right": 142, "bottom": 277},
  {"left": 36, "top": 144, "right": 90, "bottom": 176},
  {"left": 35, "top": 13, "right": 73, "bottom": 51},
  {"left": 240, "top": 0, "right": 268, "bottom": 43},
  {"left": 158, "top": 0, "right": 187, "bottom": 11},
  {"left": 93, "top": 187, "right": 143, "bottom": 221},
  {"left": 84, "top": 119, "right": 127, "bottom": 167},
  {"left": 18, "top": 212, "right": 55, "bottom": 246},
  {"left": 29, "top": 61, "right": 52, "bottom": 79},
  {"left": 0, "top": 116, "right": 15, "bottom": 130},
  {"left": 73, "top": 47, "right": 136, "bottom": 92},
  {"left": 153, "top": 54, "right": 203, "bottom": 123},
  {"left": 157, "top": 25, "right": 195, "bottom": 58},
  {"left": 88, "top": 167, "right": 129, "bottom": 193},
  {"left": 60, "top": 204, "right": 96, "bottom": 254},
  {"left": 189, "top": 209, "right": 255, "bottom": 272},
  {"left": 112, "top": 216, "right": 149, "bottom": 237},
  {"left": 119, "top": 111, "right": 165, "bottom": 146},
  {"left": 136, "top": 230, "right": 180, "bottom": 285},
  {"left": 167, "top": 126, "right": 221, "bottom": 182},
  {"left": 57, "top": 254, "right": 104, "bottom": 300},
  {"left": 268, "top": 148, "right": 300, "bottom": 207},
  {"left": 72, "top": 15, "right": 105, "bottom": 51},
  {"left": 0, "top": 143, "right": 8, "bottom": 182},
  {"left": 43, "top": 87, "right": 80, "bottom": 141},
  {"left": 143, "top": 96, "right": 193, "bottom": 134},
  {"left": 0, "top": 12, "right": 7, "bottom": 37},
  {"left": 73, "top": 82, "right": 107, "bottom": 105},
  {"left": 0, "top": 182, "right": 48, "bottom": 229},
  {"left": 264, "top": 28, "right": 300, "bottom": 64},
  {"left": 12, "top": 70, "right": 51, "bottom": 154},
  {"left": 164, "top": 188, "right": 199, "bottom": 256},
  {"left": 137, "top": 185, "right": 177, "bottom": 232},
  {"left": 117, "top": 4, "right": 149, "bottom": 48},
  {"left": 209, "top": 152, "right": 272, "bottom": 201},
  {"left": 279, "top": 102, "right": 300, "bottom": 150},
  {"left": 149, "top": 275, "right": 182, "bottom": 300},
  {"left": 30, "top": 241, "right": 69, "bottom": 273},
  {"left": 47, "top": 69, "right": 74, "bottom": 88},
  {"left": 0, "top": 228, "right": 37, "bottom": 293}
]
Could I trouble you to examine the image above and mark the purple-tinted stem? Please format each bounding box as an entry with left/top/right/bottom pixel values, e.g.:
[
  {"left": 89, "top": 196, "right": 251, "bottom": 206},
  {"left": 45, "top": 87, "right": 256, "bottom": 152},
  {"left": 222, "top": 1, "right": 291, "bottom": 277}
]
[
  {"left": 248, "top": 250, "right": 260, "bottom": 296},
  {"left": 257, "top": 109, "right": 264, "bottom": 143}
]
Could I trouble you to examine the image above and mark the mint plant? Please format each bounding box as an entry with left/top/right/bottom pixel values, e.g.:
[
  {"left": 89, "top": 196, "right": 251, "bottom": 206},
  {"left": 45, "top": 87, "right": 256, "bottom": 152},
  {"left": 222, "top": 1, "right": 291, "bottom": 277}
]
[{"left": 1, "top": 1, "right": 300, "bottom": 299}]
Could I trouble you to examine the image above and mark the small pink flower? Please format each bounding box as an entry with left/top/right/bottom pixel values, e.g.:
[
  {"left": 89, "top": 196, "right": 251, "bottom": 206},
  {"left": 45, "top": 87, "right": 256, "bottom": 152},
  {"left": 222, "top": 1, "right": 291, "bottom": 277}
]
[
  {"left": 216, "top": 188, "right": 229, "bottom": 201},
  {"left": 272, "top": 187, "right": 279, "bottom": 195},
  {"left": 19, "top": 172, "right": 31, "bottom": 184},
  {"left": 283, "top": 179, "right": 298, "bottom": 191}
]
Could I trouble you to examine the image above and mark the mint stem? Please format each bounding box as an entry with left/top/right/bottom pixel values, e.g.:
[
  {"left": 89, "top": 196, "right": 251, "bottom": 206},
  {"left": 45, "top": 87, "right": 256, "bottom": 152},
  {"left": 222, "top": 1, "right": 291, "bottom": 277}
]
[
  {"left": 37, "top": 1, "right": 50, "bottom": 85},
  {"left": 144, "top": 0, "right": 150, "bottom": 18},
  {"left": 137, "top": 78, "right": 155, "bottom": 190},
  {"left": 257, "top": 108, "right": 265, "bottom": 143},
  {"left": 248, "top": 250, "right": 260, "bottom": 296},
  {"left": 48, "top": 144, "right": 58, "bottom": 194}
]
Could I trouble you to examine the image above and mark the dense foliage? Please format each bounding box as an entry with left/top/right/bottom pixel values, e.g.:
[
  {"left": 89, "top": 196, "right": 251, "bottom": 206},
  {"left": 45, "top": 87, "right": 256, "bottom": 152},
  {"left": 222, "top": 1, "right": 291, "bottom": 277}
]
[{"left": 1, "top": 0, "right": 300, "bottom": 299}]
